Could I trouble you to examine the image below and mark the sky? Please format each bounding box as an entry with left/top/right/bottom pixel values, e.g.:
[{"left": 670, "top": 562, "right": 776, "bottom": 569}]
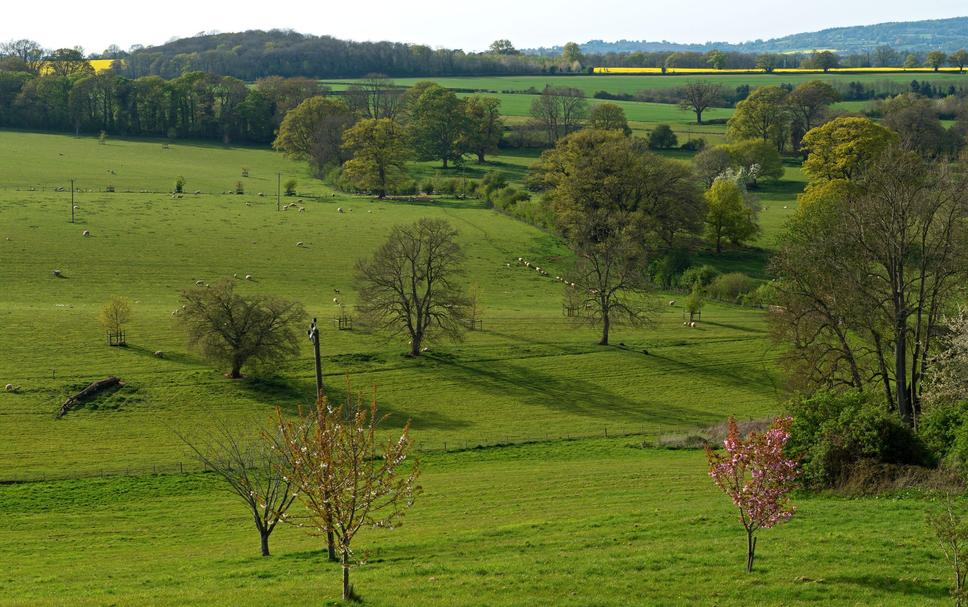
[{"left": 2, "top": 0, "right": 966, "bottom": 53}]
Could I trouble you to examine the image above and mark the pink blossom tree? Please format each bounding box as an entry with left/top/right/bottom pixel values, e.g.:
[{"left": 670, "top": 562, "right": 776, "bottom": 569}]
[{"left": 706, "top": 417, "right": 799, "bottom": 572}]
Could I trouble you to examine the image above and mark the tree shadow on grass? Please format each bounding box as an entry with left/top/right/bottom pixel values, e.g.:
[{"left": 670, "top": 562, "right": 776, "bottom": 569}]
[
  {"left": 422, "top": 351, "right": 711, "bottom": 428},
  {"left": 825, "top": 574, "right": 948, "bottom": 599}
]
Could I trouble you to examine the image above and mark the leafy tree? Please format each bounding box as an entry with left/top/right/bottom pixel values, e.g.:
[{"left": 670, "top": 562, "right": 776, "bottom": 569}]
[
  {"left": 178, "top": 420, "right": 296, "bottom": 557},
  {"left": 647, "top": 124, "right": 678, "bottom": 149},
  {"left": 488, "top": 39, "right": 519, "bottom": 55},
  {"left": 529, "top": 86, "right": 588, "bottom": 145},
  {"left": 704, "top": 176, "right": 759, "bottom": 253},
  {"left": 771, "top": 147, "right": 968, "bottom": 423},
  {"left": 952, "top": 49, "right": 968, "bottom": 73},
  {"left": 0, "top": 39, "right": 45, "bottom": 73},
  {"left": 463, "top": 95, "right": 503, "bottom": 163},
  {"left": 727, "top": 86, "right": 791, "bottom": 152},
  {"left": 881, "top": 93, "right": 949, "bottom": 158},
  {"left": 800, "top": 116, "right": 898, "bottom": 181},
  {"left": 355, "top": 218, "right": 469, "bottom": 356},
  {"left": 406, "top": 84, "right": 467, "bottom": 168},
  {"left": 272, "top": 96, "right": 355, "bottom": 175},
  {"left": 531, "top": 129, "right": 666, "bottom": 345},
  {"left": 44, "top": 47, "right": 93, "bottom": 77},
  {"left": 786, "top": 80, "right": 838, "bottom": 152},
  {"left": 693, "top": 145, "right": 734, "bottom": 187},
  {"left": 178, "top": 281, "right": 307, "bottom": 379},
  {"left": 924, "top": 308, "right": 968, "bottom": 407},
  {"left": 706, "top": 417, "right": 799, "bottom": 572},
  {"left": 927, "top": 50, "right": 948, "bottom": 71},
  {"left": 808, "top": 50, "right": 840, "bottom": 72},
  {"left": 588, "top": 102, "right": 630, "bottom": 135},
  {"left": 272, "top": 391, "right": 419, "bottom": 601},
  {"left": 725, "top": 139, "right": 784, "bottom": 186},
  {"left": 755, "top": 53, "right": 779, "bottom": 72},
  {"left": 561, "top": 42, "right": 584, "bottom": 65},
  {"left": 341, "top": 118, "right": 410, "bottom": 199},
  {"left": 706, "top": 49, "right": 727, "bottom": 70},
  {"left": 678, "top": 81, "right": 724, "bottom": 125}
]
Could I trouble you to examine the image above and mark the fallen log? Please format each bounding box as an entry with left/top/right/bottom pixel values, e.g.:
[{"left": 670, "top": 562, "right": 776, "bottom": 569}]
[{"left": 56, "top": 376, "right": 122, "bottom": 418}]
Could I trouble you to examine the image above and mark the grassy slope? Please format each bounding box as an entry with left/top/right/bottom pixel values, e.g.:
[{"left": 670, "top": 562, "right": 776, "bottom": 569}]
[
  {"left": 0, "top": 440, "right": 952, "bottom": 606},
  {"left": 0, "top": 131, "right": 782, "bottom": 479}
]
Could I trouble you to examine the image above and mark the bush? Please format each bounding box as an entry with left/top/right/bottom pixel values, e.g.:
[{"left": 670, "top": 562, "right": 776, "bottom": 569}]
[
  {"left": 174, "top": 176, "right": 185, "bottom": 194},
  {"left": 648, "top": 124, "right": 678, "bottom": 150},
  {"left": 787, "top": 391, "right": 930, "bottom": 488},
  {"left": 421, "top": 180, "right": 435, "bottom": 195},
  {"left": 284, "top": 179, "right": 297, "bottom": 196},
  {"left": 919, "top": 402, "right": 968, "bottom": 468},
  {"left": 741, "top": 281, "right": 778, "bottom": 308},
  {"left": 234, "top": 181, "right": 244, "bottom": 195},
  {"left": 707, "top": 272, "right": 757, "bottom": 303},
  {"left": 681, "top": 138, "right": 707, "bottom": 152},
  {"left": 679, "top": 264, "right": 720, "bottom": 289},
  {"left": 649, "top": 247, "right": 692, "bottom": 288}
]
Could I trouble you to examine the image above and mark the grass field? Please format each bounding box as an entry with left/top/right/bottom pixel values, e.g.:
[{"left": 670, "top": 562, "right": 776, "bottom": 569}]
[
  {"left": 0, "top": 440, "right": 955, "bottom": 606},
  {"left": 0, "top": 131, "right": 783, "bottom": 481},
  {"left": 2, "top": 127, "right": 940, "bottom": 606}
]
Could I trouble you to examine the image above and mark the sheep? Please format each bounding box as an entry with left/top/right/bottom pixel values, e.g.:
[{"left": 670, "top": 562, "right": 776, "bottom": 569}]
[
  {"left": 783, "top": 205, "right": 788, "bottom": 209},
  {"left": 333, "top": 297, "right": 339, "bottom": 303},
  {"left": 52, "top": 269, "right": 62, "bottom": 277},
  {"left": 506, "top": 263, "right": 511, "bottom": 268},
  {"left": 334, "top": 289, "right": 340, "bottom": 294},
  {"left": 73, "top": 205, "right": 79, "bottom": 210},
  {"left": 689, "top": 322, "right": 697, "bottom": 328},
  {"left": 258, "top": 192, "right": 265, "bottom": 197},
  {"left": 297, "top": 199, "right": 303, "bottom": 203},
  {"left": 194, "top": 190, "right": 201, "bottom": 195},
  {"left": 195, "top": 280, "right": 204, "bottom": 286},
  {"left": 517, "top": 257, "right": 523, "bottom": 262},
  {"left": 245, "top": 274, "right": 252, "bottom": 281},
  {"left": 298, "top": 207, "right": 305, "bottom": 212},
  {"left": 296, "top": 241, "right": 304, "bottom": 247},
  {"left": 82, "top": 230, "right": 90, "bottom": 237},
  {"left": 668, "top": 300, "right": 676, "bottom": 306},
  {"left": 421, "top": 347, "right": 430, "bottom": 353},
  {"left": 4, "top": 383, "right": 14, "bottom": 392},
  {"left": 337, "top": 207, "right": 344, "bottom": 213},
  {"left": 154, "top": 351, "right": 165, "bottom": 358},
  {"left": 233, "top": 273, "right": 239, "bottom": 279},
  {"left": 683, "top": 321, "right": 689, "bottom": 326}
]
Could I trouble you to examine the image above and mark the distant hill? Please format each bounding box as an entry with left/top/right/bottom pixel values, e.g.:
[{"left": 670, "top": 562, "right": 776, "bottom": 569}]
[{"left": 527, "top": 17, "right": 968, "bottom": 55}]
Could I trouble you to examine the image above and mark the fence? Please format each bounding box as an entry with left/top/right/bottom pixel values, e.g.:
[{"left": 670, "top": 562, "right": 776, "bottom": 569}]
[{"left": 0, "top": 426, "right": 697, "bottom": 485}]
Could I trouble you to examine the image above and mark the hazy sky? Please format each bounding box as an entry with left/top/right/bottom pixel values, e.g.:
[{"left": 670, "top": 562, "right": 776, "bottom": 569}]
[{"left": 2, "top": 0, "right": 965, "bottom": 53}]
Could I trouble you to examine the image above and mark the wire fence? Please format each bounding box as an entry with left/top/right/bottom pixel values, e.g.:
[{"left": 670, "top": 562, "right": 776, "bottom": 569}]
[{"left": 0, "top": 426, "right": 693, "bottom": 485}]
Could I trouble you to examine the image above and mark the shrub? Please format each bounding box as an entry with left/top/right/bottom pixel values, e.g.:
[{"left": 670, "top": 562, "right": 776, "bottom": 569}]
[
  {"left": 649, "top": 247, "right": 692, "bottom": 288},
  {"left": 787, "top": 390, "right": 930, "bottom": 488},
  {"left": 681, "top": 138, "right": 707, "bottom": 152},
  {"left": 679, "top": 264, "right": 720, "bottom": 289},
  {"left": 234, "top": 181, "right": 244, "bottom": 195},
  {"left": 707, "top": 272, "right": 757, "bottom": 303},
  {"left": 920, "top": 402, "right": 968, "bottom": 468},
  {"left": 741, "top": 281, "right": 778, "bottom": 308},
  {"left": 648, "top": 124, "right": 678, "bottom": 149},
  {"left": 481, "top": 171, "right": 508, "bottom": 196},
  {"left": 174, "top": 176, "right": 185, "bottom": 194},
  {"left": 421, "top": 180, "right": 435, "bottom": 195},
  {"left": 284, "top": 179, "right": 297, "bottom": 196}
]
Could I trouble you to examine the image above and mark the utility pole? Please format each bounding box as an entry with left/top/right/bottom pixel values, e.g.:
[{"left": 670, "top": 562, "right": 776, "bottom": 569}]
[
  {"left": 307, "top": 317, "right": 323, "bottom": 399},
  {"left": 276, "top": 172, "right": 281, "bottom": 212},
  {"left": 70, "top": 179, "right": 75, "bottom": 223}
]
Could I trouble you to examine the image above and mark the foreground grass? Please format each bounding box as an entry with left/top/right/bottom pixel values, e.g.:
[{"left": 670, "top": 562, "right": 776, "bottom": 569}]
[{"left": 0, "top": 439, "right": 953, "bottom": 606}]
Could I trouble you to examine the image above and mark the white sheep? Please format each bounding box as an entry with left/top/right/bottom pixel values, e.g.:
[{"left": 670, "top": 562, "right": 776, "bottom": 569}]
[
  {"left": 258, "top": 192, "right": 265, "bottom": 197},
  {"left": 154, "top": 351, "right": 165, "bottom": 358},
  {"left": 82, "top": 230, "right": 90, "bottom": 237},
  {"left": 52, "top": 269, "right": 62, "bottom": 277},
  {"left": 337, "top": 207, "right": 344, "bottom": 213},
  {"left": 194, "top": 190, "right": 201, "bottom": 195},
  {"left": 296, "top": 241, "right": 304, "bottom": 247},
  {"left": 298, "top": 207, "right": 305, "bottom": 212},
  {"left": 517, "top": 257, "right": 523, "bottom": 262},
  {"left": 668, "top": 300, "right": 676, "bottom": 306},
  {"left": 333, "top": 297, "right": 339, "bottom": 303},
  {"left": 73, "top": 205, "right": 79, "bottom": 210},
  {"left": 689, "top": 322, "right": 697, "bottom": 328},
  {"left": 233, "top": 273, "right": 238, "bottom": 279},
  {"left": 4, "top": 383, "right": 14, "bottom": 392},
  {"left": 245, "top": 274, "right": 252, "bottom": 281},
  {"left": 195, "top": 280, "right": 204, "bottom": 286}
]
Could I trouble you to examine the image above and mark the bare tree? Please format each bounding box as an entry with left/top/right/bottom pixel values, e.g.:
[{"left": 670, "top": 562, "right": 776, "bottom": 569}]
[
  {"left": 678, "top": 81, "right": 724, "bottom": 125},
  {"left": 344, "top": 74, "right": 404, "bottom": 120},
  {"left": 177, "top": 420, "right": 297, "bottom": 556},
  {"left": 179, "top": 281, "right": 307, "bottom": 378},
  {"left": 0, "top": 39, "right": 45, "bottom": 72},
  {"left": 355, "top": 218, "right": 469, "bottom": 356},
  {"left": 271, "top": 390, "right": 420, "bottom": 601},
  {"left": 529, "top": 85, "right": 587, "bottom": 145}
]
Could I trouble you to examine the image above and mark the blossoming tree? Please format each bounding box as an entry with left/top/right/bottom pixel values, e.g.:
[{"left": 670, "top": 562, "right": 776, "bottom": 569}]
[
  {"left": 271, "top": 390, "right": 420, "bottom": 601},
  {"left": 706, "top": 417, "right": 799, "bottom": 572}
]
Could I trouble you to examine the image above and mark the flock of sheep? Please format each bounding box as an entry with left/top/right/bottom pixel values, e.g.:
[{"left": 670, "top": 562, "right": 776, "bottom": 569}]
[{"left": 510, "top": 257, "right": 578, "bottom": 288}]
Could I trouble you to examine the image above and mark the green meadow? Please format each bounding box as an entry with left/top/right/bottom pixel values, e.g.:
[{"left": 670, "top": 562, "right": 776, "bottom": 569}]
[{"left": 0, "top": 125, "right": 946, "bottom": 605}]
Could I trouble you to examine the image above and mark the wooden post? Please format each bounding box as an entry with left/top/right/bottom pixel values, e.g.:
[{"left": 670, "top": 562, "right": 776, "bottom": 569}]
[
  {"left": 308, "top": 318, "right": 323, "bottom": 398},
  {"left": 70, "top": 179, "right": 75, "bottom": 223},
  {"left": 276, "top": 173, "right": 281, "bottom": 212}
]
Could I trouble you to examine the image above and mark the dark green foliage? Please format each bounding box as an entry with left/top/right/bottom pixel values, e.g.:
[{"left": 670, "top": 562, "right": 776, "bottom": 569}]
[
  {"left": 706, "top": 272, "right": 756, "bottom": 303},
  {"left": 681, "top": 138, "right": 706, "bottom": 152},
  {"left": 787, "top": 391, "right": 930, "bottom": 488},
  {"left": 649, "top": 247, "right": 692, "bottom": 288},
  {"left": 647, "top": 124, "right": 678, "bottom": 149},
  {"left": 919, "top": 402, "right": 968, "bottom": 468},
  {"left": 679, "top": 264, "right": 720, "bottom": 288}
]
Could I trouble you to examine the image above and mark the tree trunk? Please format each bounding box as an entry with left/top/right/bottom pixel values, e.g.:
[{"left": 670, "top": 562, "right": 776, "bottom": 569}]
[
  {"left": 746, "top": 530, "right": 757, "bottom": 572},
  {"left": 410, "top": 331, "right": 422, "bottom": 357},
  {"left": 476, "top": 151, "right": 485, "bottom": 164},
  {"left": 260, "top": 530, "right": 270, "bottom": 557},
  {"left": 327, "top": 529, "right": 337, "bottom": 562},
  {"left": 341, "top": 549, "right": 352, "bottom": 601},
  {"left": 599, "top": 312, "right": 610, "bottom": 346},
  {"left": 696, "top": 109, "right": 703, "bottom": 125},
  {"left": 895, "top": 307, "right": 912, "bottom": 424},
  {"left": 442, "top": 157, "right": 448, "bottom": 169}
]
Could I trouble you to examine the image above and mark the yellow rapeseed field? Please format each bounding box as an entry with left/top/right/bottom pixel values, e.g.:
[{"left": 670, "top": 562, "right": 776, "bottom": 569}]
[{"left": 38, "top": 59, "right": 115, "bottom": 75}]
